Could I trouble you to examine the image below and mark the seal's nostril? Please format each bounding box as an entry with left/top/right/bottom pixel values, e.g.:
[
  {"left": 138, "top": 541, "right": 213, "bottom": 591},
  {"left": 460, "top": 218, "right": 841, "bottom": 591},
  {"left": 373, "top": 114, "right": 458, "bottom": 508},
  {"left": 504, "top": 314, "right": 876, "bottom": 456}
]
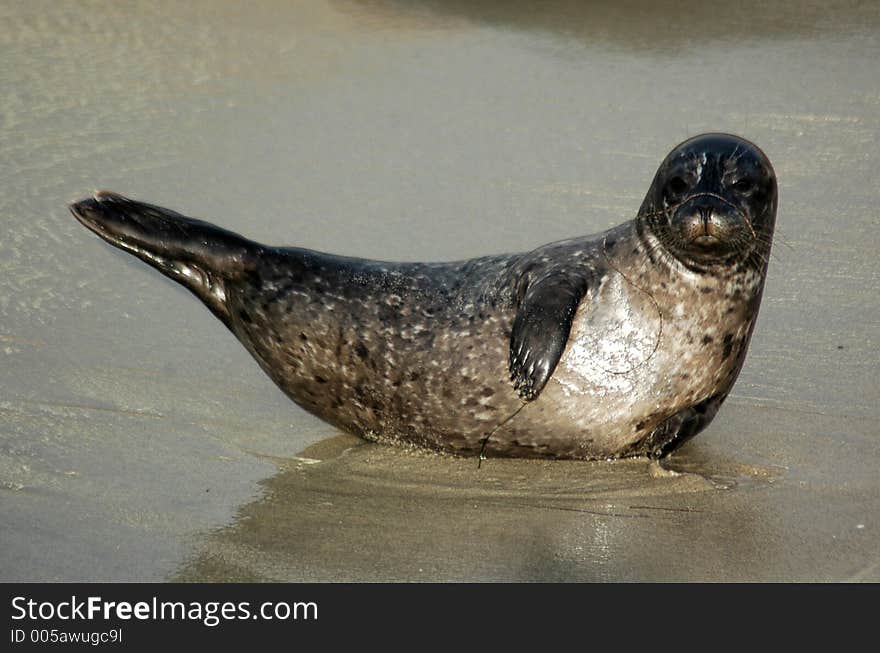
[{"left": 698, "top": 207, "right": 713, "bottom": 234}]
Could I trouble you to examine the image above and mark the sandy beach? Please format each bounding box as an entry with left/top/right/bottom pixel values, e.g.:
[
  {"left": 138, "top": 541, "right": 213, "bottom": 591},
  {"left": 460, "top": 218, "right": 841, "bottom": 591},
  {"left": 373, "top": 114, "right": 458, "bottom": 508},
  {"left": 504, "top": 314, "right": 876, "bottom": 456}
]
[{"left": 1, "top": 0, "right": 877, "bottom": 581}]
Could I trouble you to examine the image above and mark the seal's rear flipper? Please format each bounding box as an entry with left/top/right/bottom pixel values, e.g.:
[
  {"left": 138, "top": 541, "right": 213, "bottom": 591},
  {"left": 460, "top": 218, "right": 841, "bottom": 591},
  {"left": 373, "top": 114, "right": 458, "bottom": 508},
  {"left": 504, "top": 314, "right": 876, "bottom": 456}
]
[{"left": 69, "top": 191, "right": 258, "bottom": 326}]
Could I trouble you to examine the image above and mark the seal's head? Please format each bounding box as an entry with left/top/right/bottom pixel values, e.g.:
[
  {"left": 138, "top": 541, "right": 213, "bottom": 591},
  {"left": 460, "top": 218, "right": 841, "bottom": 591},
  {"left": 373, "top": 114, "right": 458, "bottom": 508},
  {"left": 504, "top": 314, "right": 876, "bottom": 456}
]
[{"left": 639, "top": 133, "right": 777, "bottom": 271}]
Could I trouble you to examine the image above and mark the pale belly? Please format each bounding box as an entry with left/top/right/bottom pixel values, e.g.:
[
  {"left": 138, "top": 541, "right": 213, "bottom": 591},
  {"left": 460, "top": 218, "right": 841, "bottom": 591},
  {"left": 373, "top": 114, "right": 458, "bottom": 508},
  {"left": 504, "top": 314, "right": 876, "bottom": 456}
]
[{"left": 494, "top": 270, "right": 746, "bottom": 458}]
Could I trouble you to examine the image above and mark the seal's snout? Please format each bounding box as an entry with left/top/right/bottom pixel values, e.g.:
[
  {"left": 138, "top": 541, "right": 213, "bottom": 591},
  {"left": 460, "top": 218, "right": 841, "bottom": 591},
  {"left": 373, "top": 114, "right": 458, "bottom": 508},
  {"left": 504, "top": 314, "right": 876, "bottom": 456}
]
[{"left": 673, "top": 194, "right": 741, "bottom": 253}]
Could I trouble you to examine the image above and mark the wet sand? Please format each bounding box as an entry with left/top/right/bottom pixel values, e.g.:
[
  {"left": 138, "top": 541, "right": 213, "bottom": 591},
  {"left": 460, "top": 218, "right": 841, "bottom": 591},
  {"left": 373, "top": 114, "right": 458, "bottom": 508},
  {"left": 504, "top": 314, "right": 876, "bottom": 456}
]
[{"left": 1, "top": 0, "right": 878, "bottom": 581}]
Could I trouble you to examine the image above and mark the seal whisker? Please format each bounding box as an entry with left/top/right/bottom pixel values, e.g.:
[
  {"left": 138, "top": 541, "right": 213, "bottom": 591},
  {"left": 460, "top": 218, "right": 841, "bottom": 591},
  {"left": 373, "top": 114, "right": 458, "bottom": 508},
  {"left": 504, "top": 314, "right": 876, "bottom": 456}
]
[{"left": 772, "top": 227, "right": 795, "bottom": 252}]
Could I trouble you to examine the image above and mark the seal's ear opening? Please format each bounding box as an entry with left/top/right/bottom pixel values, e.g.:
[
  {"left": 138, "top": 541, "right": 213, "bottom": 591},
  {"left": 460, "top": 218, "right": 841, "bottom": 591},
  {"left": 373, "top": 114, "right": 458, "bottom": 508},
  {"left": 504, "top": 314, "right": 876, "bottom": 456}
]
[{"left": 69, "top": 191, "right": 257, "bottom": 327}]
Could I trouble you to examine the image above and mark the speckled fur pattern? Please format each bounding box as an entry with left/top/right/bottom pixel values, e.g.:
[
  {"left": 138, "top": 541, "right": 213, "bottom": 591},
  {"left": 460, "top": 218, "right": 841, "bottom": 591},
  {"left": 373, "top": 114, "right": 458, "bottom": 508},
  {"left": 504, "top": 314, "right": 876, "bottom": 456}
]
[
  {"left": 226, "top": 248, "right": 529, "bottom": 453},
  {"left": 70, "top": 133, "right": 777, "bottom": 460}
]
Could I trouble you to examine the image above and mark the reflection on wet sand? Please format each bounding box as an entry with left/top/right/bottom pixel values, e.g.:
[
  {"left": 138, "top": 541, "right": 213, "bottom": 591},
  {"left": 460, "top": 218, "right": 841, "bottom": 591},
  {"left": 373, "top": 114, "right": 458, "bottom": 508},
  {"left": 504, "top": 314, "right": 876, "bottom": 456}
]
[{"left": 176, "top": 435, "right": 778, "bottom": 582}]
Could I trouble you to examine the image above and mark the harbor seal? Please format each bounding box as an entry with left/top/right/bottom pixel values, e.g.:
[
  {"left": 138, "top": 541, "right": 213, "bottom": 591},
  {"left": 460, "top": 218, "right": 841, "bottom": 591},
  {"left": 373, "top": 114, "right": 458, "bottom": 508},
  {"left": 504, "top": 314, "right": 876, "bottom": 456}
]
[{"left": 69, "top": 133, "right": 777, "bottom": 460}]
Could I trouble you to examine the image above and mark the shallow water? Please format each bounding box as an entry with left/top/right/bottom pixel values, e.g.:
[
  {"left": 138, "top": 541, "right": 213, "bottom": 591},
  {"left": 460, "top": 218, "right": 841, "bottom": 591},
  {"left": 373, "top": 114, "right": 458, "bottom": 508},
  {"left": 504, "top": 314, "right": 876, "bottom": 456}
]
[{"left": 1, "top": 0, "right": 878, "bottom": 581}]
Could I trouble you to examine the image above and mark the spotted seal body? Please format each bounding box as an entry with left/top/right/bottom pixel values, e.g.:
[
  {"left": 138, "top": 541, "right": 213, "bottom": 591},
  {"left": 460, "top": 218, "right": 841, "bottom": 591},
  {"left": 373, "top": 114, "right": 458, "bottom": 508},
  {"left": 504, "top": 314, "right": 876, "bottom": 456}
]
[{"left": 70, "top": 133, "right": 777, "bottom": 460}]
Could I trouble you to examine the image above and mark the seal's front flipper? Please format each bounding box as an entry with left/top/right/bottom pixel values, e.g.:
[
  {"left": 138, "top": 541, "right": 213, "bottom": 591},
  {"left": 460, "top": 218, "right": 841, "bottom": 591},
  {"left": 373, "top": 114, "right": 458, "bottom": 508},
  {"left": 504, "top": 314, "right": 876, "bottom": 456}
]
[
  {"left": 69, "top": 191, "right": 258, "bottom": 326},
  {"left": 509, "top": 273, "right": 590, "bottom": 401}
]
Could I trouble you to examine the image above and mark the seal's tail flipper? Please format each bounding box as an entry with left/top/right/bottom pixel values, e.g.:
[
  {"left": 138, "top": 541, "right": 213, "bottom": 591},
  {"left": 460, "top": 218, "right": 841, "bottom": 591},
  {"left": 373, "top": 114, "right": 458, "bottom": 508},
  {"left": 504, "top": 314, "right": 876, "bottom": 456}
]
[{"left": 69, "top": 191, "right": 258, "bottom": 326}]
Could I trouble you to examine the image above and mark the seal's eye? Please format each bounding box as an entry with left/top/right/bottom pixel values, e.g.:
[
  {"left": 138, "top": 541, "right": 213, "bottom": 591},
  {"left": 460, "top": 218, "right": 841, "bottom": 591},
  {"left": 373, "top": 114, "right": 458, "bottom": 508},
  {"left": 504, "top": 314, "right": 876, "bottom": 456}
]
[
  {"left": 667, "top": 176, "right": 688, "bottom": 196},
  {"left": 733, "top": 178, "right": 754, "bottom": 193}
]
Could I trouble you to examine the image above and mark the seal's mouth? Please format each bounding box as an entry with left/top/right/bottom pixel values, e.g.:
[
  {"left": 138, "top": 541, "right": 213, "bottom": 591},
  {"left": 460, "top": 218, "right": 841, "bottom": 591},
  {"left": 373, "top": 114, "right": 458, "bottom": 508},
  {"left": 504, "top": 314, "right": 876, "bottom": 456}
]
[
  {"left": 668, "top": 193, "right": 751, "bottom": 258},
  {"left": 685, "top": 219, "right": 729, "bottom": 250},
  {"left": 690, "top": 233, "right": 722, "bottom": 248}
]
